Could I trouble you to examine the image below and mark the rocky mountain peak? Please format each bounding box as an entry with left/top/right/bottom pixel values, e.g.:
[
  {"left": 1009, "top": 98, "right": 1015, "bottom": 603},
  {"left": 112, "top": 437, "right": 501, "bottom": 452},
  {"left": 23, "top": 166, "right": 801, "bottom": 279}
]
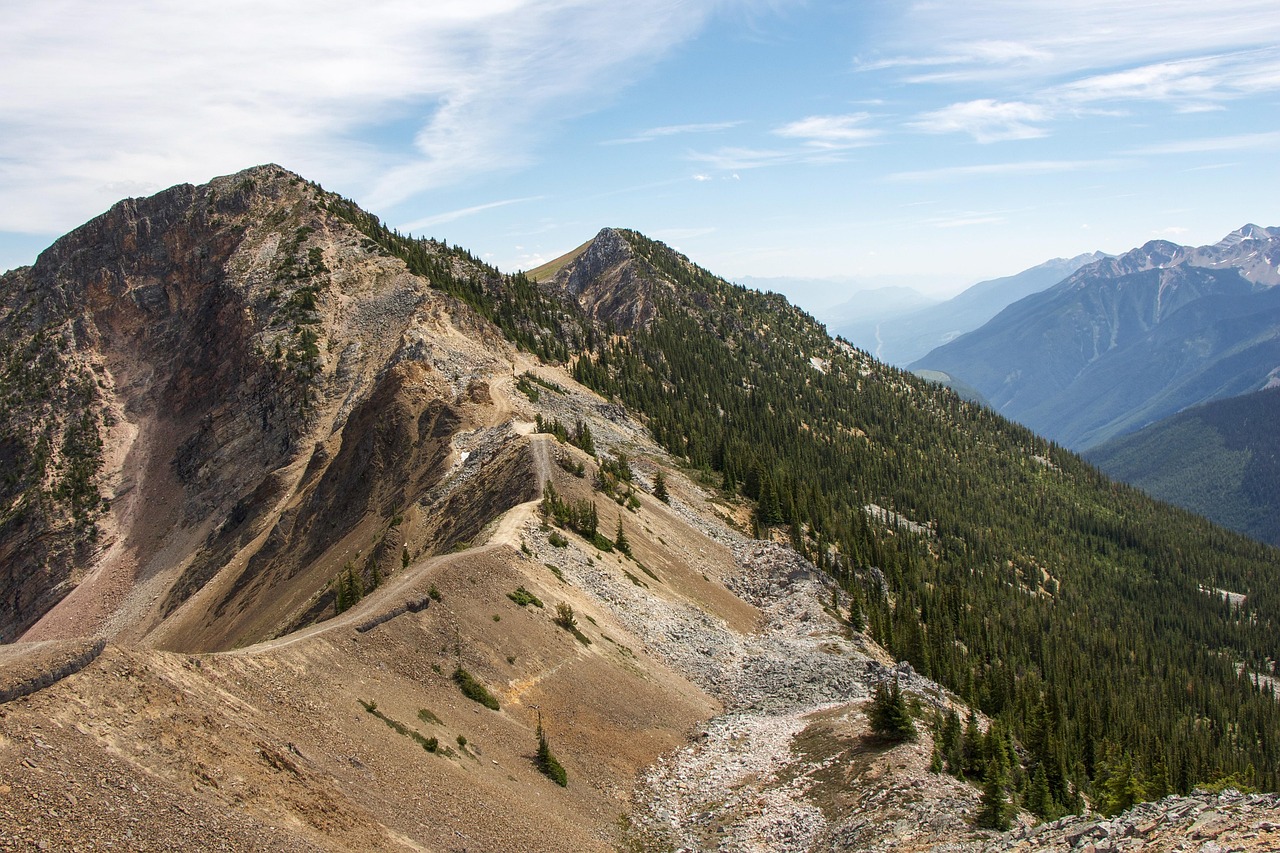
[
  {"left": 0, "top": 164, "right": 519, "bottom": 648},
  {"left": 535, "top": 226, "right": 672, "bottom": 330}
]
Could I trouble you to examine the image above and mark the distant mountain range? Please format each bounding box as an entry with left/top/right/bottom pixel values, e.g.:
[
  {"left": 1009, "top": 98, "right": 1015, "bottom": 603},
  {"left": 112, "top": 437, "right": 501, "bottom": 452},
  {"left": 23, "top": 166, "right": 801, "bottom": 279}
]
[
  {"left": 1087, "top": 385, "right": 1280, "bottom": 547},
  {"left": 912, "top": 225, "right": 1280, "bottom": 451},
  {"left": 833, "top": 253, "right": 1108, "bottom": 365}
]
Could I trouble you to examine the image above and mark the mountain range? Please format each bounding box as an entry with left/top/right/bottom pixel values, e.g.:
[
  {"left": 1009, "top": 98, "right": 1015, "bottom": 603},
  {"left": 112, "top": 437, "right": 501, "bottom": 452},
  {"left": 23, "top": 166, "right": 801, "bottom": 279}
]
[
  {"left": 912, "top": 225, "right": 1280, "bottom": 450},
  {"left": 832, "top": 253, "right": 1108, "bottom": 365},
  {"left": 2, "top": 166, "right": 1280, "bottom": 849}
]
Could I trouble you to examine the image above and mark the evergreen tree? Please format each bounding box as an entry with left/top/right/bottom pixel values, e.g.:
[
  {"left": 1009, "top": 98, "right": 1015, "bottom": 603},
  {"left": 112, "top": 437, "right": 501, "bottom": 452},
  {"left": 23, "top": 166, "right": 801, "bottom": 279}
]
[
  {"left": 614, "top": 515, "right": 631, "bottom": 556},
  {"left": 867, "top": 677, "right": 917, "bottom": 742},
  {"left": 963, "top": 709, "right": 985, "bottom": 778},
  {"left": 535, "top": 715, "right": 568, "bottom": 786},
  {"left": 653, "top": 470, "right": 670, "bottom": 503},
  {"left": 1027, "top": 763, "right": 1053, "bottom": 821},
  {"left": 977, "top": 758, "right": 1013, "bottom": 831}
]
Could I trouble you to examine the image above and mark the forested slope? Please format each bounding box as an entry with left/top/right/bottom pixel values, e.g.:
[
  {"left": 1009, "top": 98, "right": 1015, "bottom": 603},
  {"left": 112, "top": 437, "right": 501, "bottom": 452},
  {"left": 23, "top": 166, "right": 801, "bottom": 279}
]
[
  {"left": 308, "top": 211, "right": 1280, "bottom": 816},
  {"left": 1088, "top": 386, "right": 1280, "bottom": 547}
]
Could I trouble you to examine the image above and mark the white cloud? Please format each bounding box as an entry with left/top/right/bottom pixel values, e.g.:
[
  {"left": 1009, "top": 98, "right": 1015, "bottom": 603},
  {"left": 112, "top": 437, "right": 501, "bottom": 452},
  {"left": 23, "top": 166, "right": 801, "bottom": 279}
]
[
  {"left": 0, "top": 0, "right": 756, "bottom": 234},
  {"left": 398, "top": 196, "right": 542, "bottom": 233},
  {"left": 773, "top": 114, "right": 879, "bottom": 148},
  {"left": 910, "top": 100, "right": 1048, "bottom": 142},
  {"left": 602, "top": 121, "right": 743, "bottom": 145}
]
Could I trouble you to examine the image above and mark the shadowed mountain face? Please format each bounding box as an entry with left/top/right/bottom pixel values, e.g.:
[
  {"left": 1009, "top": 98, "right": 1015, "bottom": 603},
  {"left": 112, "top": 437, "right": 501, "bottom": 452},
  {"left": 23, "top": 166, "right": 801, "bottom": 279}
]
[
  {"left": 1087, "top": 385, "right": 1280, "bottom": 547},
  {"left": 912, "top": 226, "right": 1280, "bottom": 450}
]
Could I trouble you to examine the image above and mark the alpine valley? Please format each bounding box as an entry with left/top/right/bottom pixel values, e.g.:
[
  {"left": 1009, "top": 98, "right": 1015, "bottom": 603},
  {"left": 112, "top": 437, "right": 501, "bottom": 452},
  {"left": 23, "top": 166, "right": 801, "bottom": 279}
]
[{"left": 2, "top": 165, "right": 1280, "bottom": 852}]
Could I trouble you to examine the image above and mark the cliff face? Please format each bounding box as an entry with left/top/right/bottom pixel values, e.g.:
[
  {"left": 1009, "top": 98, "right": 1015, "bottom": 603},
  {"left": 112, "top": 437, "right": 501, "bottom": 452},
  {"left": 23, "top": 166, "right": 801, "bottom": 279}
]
[
  {"left": 539, "top": 227, "right": 671, "bottom": 330},
  {"left": 0, "top": 165, "right": 521, "bottom": 649}
]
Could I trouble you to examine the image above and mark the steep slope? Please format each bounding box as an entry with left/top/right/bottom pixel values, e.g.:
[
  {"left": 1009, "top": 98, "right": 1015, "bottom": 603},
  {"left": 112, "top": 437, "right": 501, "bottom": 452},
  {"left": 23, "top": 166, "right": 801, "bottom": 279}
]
[
  {"left": 5, "top": 172, "right": 1280, "bottom": 850},
  {"left": 912, "top": 226, "right": 1280, "bottom": 449},
  {"left": 0, "top": 340, "right": 1007, "bottom": 852},
  {"left": 1086, "top": 385, "right": 1280, "bottom": 546},
  {"left": 0, "top": 165, "right": 537, "bottom": 650},
  {"left": 548, "top": 227, "right": 1280, "bottom": 806},
  {"left": 834, "top": 252, "right": 1106, "bottom": 365}
]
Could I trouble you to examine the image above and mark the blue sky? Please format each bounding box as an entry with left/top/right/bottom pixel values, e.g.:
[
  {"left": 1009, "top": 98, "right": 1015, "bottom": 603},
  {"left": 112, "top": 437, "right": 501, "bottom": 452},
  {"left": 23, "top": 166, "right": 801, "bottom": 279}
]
[{"left": 3, "top": 0, "right": 1279, "bottom": 308}]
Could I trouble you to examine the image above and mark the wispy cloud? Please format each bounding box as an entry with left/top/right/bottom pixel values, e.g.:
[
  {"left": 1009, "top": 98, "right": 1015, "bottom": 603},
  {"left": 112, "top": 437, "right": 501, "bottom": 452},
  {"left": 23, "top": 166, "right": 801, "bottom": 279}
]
[
  {"left": 910, "top": 100, "right": 1048, "bottom": 143},
  {"left": 886, "top": 159, "right": 1126, "bottom": 183},
  {"left": 1130, "top": 130, "right": 1280, "bottom": 155},
  {"left": 864, "top": 1, "right": 1280, "bottom": 85},
  {"left": 687, "top": 113, "right": 877, "bottom": 175},
  {"left": 867, "top": 1, "right": 1280, "bottom": 145},
  {"left": 602, "top": 121, "right": 743, "bottom": 145},
  {"left": 0, "top": 1, "right": 751, "bottom": 233},
  {"left": 925, "top": 215, "right": 1008, "bottom": 228},
  {"left": 774, "top": 114, "right": 880, "bottom": 148},
  {"left": 399, "top": 196, "right": 542, "bottom": 232}
]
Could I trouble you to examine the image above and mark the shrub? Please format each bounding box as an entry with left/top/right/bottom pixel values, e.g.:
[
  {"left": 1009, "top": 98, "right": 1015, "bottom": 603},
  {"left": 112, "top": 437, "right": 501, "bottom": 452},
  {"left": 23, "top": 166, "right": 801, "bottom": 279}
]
[
  {"left": 536, "top": 720, "right": 568, "bottom": 787},
  {"left": 507, "top": 586, "right": 544, "bottom": 608},
  {"left": 453, "top": 667, "right": 500, "bottom": 710},
  {"left": 553, "top": 603, "right": 592, "bottom": 646}
]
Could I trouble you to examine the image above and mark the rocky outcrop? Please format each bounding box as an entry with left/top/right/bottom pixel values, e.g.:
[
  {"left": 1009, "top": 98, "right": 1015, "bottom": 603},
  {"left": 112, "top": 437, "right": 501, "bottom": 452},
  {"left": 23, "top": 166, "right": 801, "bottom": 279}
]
[
  {"left": 539, "top": 227, "right": 671, "bottom": 330},
  {"left": 989, "top": 789, "right": 1280, "bottom": 852}
]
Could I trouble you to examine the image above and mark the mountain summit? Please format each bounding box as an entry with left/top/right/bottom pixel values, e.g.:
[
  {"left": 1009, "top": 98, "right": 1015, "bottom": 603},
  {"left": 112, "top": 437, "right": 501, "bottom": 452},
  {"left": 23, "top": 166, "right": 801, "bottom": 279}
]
[{"left": 913, "top": 225, "right": 1280, "bottom": 449}]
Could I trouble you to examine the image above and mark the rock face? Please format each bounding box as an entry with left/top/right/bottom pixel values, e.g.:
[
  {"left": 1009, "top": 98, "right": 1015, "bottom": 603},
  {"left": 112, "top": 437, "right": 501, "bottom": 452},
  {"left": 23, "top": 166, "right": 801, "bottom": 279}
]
[
  {"left": 913, "top": 225, "right": 1280, "bottom": 450},
  {"left": 533, "top": 227, "right": 672, "bottom": 330},
  {"left": 0, "top": 165, "right": 523, "bottom": 649}
]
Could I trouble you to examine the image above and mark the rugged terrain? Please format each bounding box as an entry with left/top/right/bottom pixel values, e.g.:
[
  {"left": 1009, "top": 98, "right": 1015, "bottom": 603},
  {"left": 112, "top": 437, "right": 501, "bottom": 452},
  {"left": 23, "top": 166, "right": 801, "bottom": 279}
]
[
  {"left": 913, "top": 225, "right": 1280, "bottom": 450},
  {"left": 2, "top": 167, "right": 1280, "bottom": 850}
]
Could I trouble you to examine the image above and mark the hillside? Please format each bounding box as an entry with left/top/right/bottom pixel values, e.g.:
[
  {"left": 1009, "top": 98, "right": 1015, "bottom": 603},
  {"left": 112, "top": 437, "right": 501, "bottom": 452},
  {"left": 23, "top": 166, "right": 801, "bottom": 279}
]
[
  {"left": 834, "top": 253, "right": 1105, "bottom": 365},
  {"left": 541, "top": 226, "right": 1280, "bottom": 806},
  {"left": 912, "top": 226, "right": 1280, "bottom": 450},
  {"left": 1087, "top": 385, "right": 1280, "bottom": 546},
  {"left": 0, "top": 167, "right": 996, "bottom": 850},
  {"left": 2, "top": 168, "right": 1280, "bottom": 849}
]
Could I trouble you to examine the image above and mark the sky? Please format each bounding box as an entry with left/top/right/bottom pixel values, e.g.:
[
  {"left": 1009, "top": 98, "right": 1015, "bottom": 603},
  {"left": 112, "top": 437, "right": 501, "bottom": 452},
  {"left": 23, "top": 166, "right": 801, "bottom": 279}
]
[{"left": 2, "top": 0, "right": 1279, "bottom": 311}]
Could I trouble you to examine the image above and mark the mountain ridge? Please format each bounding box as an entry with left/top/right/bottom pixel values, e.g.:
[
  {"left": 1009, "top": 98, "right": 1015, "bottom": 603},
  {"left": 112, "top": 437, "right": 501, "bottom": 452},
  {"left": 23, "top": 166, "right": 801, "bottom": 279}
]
[
  {"left": 833, "top": 252, "right": 1107, "bottom": 365},
  {"left": 3, "top": 166, "right": 1280, "bottom": 849},
  {"left": 1086, "top": 385, "right": 1280, "bottom": 546},
  {"left": 912, "top": 225, "right": 1280, "bottom": 449}
]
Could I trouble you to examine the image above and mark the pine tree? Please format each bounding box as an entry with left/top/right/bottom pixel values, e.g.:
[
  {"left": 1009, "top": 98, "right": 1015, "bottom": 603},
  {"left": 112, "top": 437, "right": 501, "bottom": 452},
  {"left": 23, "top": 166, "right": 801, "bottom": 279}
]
[
  {"left": 535, "top": 715, "right": 567, "bottom": 786},
  {"left": 653, "top": 470, "right": 669, "bottom": 503},
  {"left": 1027, "top": 763, "right": 1053, "bottom": 820},
  {"left": 963, "top": 709, "right": 985, "bottom": 778},
  {"left": 867, "top": 677, "right": 917, "bottom": 742},
  {"left": 615, "top": 515, "right": 631, "bottom": 556},
  {"left": 977, "top": 758, "right": 1012, "bottom": 830}
]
